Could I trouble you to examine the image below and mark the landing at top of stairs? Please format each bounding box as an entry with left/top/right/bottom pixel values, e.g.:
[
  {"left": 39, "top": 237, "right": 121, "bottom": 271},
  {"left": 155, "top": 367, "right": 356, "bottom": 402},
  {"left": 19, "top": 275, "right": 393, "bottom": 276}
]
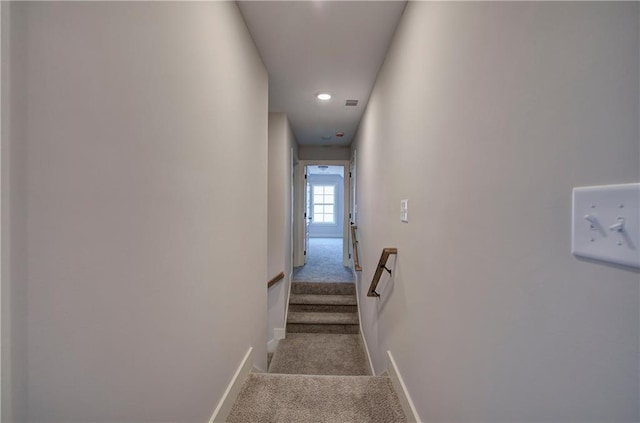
[{"left": 226, "top": 373, "right": 407, "bottom": 423}]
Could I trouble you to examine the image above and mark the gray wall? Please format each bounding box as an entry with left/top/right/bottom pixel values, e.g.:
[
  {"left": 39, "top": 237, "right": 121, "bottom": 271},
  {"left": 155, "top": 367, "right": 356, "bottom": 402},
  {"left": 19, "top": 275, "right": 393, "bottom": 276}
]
[
  {"left": 352, "top": 2, "right": 639, "bottom": 422},
  {"left": 2, "top": 3, "right": 268, "bottom": 422},
  {"left": 267, "top": 113, "right": 297, "bottom": 341},
  {"left": 308, "top": 174, "right": 344, "bottom": 238}
]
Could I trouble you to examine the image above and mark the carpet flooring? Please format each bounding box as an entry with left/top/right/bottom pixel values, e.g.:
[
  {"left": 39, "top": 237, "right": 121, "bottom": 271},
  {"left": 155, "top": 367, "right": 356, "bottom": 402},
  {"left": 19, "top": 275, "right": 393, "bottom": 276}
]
[
  {"left": 226, "top": 373, "right": 407, "bottom": 423},
  {"left": 268, "top": 333, "right": 371, "bottom": 376},
  {"left": 286, "top": 282, "right": 360, "bottom": 334},
  {"left": 293, "top": 238, "right": 354, "bottom": 282},
  {"left": 227, "top": 244, "right": 407, "bottom": 422}
]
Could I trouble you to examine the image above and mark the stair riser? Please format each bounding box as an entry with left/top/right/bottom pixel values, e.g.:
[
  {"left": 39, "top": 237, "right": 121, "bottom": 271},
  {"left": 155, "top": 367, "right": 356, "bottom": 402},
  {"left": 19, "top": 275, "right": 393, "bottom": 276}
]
[
  {"left": 286, "top": 324, "right": 360, "bottom": 334},
  {"left": 289, "top": 294, "right": 357, "bottom": 306},
  {"left": 288, "top": 304, "right": 358, "bottom": 313},
  {"left": 291, "top": 282, "right": 355, "bottom": 295}
]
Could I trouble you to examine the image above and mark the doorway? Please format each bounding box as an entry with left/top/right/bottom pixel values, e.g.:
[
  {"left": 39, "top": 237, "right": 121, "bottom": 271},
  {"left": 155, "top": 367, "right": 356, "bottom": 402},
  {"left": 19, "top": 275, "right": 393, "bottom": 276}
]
[{"left": 293, "top": 162, "right": 352, "bottom": 282}]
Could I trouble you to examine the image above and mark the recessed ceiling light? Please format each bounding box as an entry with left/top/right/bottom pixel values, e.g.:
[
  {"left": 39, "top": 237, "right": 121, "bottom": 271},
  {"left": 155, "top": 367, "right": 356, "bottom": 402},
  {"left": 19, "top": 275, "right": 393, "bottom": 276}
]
[
  {"left": 321, "top": 135, "right": 332, "bottom": 141},
  {"left": 316, "top": 92, "right": 332, "bottom": 101}
]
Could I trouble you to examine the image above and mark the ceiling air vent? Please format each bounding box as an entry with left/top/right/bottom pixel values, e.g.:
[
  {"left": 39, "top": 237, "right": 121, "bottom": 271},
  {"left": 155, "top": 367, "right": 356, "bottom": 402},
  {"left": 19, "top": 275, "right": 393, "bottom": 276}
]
[{"left": 345, "top": 99, "right": 359, "bottom": 107}]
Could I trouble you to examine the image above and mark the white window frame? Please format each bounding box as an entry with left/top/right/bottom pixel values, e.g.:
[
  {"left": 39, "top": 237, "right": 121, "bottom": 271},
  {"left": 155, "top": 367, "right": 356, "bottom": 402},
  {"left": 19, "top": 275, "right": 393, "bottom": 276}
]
[{"left": 311, "top": 183, "right": 338, "bottom": 224}]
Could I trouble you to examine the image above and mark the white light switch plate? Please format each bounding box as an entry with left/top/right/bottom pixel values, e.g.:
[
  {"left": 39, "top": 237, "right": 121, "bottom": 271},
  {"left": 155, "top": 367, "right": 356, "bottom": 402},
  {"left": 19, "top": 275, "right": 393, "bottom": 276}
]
[
  {"left": 572, "top": 183, "right": 639, "bottom": 268},
  {"left": 400, "top": 199, "right": 408, "bottom": 223}
]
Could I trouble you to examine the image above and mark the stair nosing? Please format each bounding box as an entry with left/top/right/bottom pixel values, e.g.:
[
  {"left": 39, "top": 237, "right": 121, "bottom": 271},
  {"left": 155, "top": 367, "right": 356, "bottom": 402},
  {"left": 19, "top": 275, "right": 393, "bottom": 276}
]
[
  {"left": 287, "top": 311, "right": 359, "bottom": 325},
  {"left": 289, "top": 294, "right": 357, "bottom": 305}
]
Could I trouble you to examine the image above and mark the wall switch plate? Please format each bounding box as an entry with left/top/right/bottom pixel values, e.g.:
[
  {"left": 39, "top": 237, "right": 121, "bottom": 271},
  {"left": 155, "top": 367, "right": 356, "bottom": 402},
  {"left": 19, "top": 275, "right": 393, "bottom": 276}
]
[
  {"left": 572, "top": 183, "right": 639, "bottom": 268},
  {"left": 401, "top": 199, "right": 408, "bottom": 223}
]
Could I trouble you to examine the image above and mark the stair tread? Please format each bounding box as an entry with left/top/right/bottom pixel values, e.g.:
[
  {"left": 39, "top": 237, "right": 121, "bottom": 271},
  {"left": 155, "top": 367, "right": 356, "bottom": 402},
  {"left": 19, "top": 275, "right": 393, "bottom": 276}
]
[
  {"left": 288, "top": 311, "right": 359, "bottom": 325},
  {"left": 291, "top": 282, "right": 355, "bottom": 295},
  {"left": 287, "top": 323, "right": 359, "bottom": 334},
  {"left": 289, "top": 294, "right": 357, "bottom": 306},
  {"left": 227, "top": 374, "right": 407, "bottom": 422}
]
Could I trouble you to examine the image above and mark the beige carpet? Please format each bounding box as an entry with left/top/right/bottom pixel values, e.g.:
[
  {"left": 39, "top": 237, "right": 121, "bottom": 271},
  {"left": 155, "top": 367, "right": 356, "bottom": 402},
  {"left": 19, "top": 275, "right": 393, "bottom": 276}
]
[
  {"left": 228, "top": 277, "right": 406, "bottom": 422},
  {"left": 268, "top": 333, "right": 371, "bottom": 376},
  {"left": 292, "top": 238, "right": 354, "bottom": 282},
  {"left": 226, "top": 373, "right": 407, "bottom": 423},
  {"left": 286, "top": 282, "right": 360, "bottom": 334}
]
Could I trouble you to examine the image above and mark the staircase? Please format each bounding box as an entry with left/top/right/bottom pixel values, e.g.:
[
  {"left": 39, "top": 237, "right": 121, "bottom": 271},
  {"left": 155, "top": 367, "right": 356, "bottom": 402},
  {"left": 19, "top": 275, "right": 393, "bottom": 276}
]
[
  {"left": 286, "top": 282, "right": 360, "bottom": 334},
  {"left": 226, "top": 280, "right": 407, "bottom": 422}
]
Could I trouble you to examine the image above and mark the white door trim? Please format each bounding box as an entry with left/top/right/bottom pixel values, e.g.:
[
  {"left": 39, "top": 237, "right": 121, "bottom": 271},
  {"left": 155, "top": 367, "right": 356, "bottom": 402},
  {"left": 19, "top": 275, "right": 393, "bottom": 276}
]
[{"left": 0, "top": 2, "right": 5, "bottom": 414}]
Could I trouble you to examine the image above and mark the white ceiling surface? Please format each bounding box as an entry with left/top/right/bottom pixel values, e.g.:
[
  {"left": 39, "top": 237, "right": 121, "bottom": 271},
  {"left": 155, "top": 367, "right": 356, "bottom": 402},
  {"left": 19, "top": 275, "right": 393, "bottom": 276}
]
[
  {"left": 308, "top": 165, "right": 344, "bottom": 176},
  {"left": 238, "top": 1, "right": 407, "bottom": 146}
]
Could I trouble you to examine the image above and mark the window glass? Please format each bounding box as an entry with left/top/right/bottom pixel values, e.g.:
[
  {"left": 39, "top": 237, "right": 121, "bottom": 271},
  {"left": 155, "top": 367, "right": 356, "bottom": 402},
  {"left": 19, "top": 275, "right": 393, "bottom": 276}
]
[{"left": 312, "top": 185, "right": 336, "bottom": 223}]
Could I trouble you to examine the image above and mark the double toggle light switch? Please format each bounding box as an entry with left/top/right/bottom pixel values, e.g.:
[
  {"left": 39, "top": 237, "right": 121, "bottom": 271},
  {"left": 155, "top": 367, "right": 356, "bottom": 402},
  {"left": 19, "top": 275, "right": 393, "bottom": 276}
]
[
  {"left": 573, "top": 183, "right": 639, "bottom": 268},
  {"left": 583, "top": 214, "right": 625, "bottom": 232}
]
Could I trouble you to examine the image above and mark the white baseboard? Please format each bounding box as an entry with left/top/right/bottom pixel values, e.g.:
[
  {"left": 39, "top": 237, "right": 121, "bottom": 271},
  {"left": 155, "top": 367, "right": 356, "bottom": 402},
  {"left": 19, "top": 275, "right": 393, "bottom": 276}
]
[
  {"left": 359, "top": 329, "right": 375, "bottom": 376},
  {"left": 283, "top": 271, "right": 293, "bottom": 332},
  {"left": 274, "top": 327, "right": 286, "bottom": 340},
  {"left": 352, "top": 269, "right": 375, "bottom": 376},
  {"left": 387, "top": 351, "right": 422, "bottom": 423},
  {"left": 209, "top": 347, "right": 254, "bottom": 423},
  {"left": 267, "top": 338, "right": 280, "bottom": 353}
]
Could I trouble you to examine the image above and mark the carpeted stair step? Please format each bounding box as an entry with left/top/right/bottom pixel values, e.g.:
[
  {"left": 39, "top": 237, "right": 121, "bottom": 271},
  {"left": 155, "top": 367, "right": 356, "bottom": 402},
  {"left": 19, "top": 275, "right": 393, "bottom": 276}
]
[
  {"left": 290, "top": 293, "right": 357, "bottom": 305},
  {"left": 287, "top": 311, "right": 359, "bottom": 334},
  {"left": 268, "top": 333, "right": 370, "bottom": 376},
  {"left": 227, "top": 373, "right": 407, "bottom": 423},
  {"left": 288, "top": 311, "right": 358, "bottom": 325},
  {"left": 286, "top": 323, "right": 359, "bottom": 334},
  {"left": 288, "top": 303, "right": 358, "bottom": 312},
  {"left": 291, "top": 282, "right": 355, "bottom": 296},
  {"left": 288, "top": 293, "right": 357, "bottom": 313},
  {"left": 287, "top": 284, "right": 360, "bottom": 334}
]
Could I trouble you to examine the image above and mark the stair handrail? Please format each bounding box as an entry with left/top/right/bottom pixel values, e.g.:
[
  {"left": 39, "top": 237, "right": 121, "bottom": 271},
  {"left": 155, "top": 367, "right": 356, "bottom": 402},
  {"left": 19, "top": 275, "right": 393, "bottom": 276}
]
[
  {"left": 350, "top": 225, "right": 362, "bottom": 271},
  {"left": 367, "top": 248, "right": 398, "bottom": 297},
  {"left": 267, "top": 271, "right": 285, "bottom": 289}
]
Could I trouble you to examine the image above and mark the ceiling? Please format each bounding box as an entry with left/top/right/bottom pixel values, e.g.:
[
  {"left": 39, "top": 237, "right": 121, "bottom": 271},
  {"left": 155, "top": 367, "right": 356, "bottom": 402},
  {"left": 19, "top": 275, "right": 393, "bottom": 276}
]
[{"left": 238, "top": 1, "right": 407, "bottom": 146}]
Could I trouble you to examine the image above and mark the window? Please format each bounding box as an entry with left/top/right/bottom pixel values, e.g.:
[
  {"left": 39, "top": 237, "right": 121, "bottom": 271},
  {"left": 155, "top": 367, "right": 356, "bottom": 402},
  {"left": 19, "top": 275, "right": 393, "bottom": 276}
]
[{"left": 312, "top": 185, "right": 335, "bottom": 223}]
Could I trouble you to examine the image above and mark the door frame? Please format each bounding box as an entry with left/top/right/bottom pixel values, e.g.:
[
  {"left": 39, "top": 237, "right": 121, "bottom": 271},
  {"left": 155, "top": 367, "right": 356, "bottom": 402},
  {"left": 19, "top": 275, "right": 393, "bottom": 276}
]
[
  {"left": 294, "top": 160, "right": 350, "bottom": 267},
  {"left": 350, "top": 150, "right": 357, "bottom": 226}
]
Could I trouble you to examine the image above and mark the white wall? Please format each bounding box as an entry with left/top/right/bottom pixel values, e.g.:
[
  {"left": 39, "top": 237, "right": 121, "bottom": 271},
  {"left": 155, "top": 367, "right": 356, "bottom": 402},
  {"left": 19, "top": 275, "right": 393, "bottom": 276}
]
[
  {"left": 353, "top": 2, "right": 639, "bottom": 422},
  {"left": 267, "top": 113, "right": 297, "bottom": 342},
  {"left": 298, "top": 145, "right": 350, "bottom": 161},
  {"left": 2, "top": 3, "right": 268, "bottom": 422}
]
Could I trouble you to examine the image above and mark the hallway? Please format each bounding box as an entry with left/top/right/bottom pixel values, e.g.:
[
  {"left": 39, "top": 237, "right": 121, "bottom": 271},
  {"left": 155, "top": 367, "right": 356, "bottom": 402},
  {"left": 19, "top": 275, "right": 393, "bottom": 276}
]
[
  {"left": 2, "top": 2, "right": 638, "bottom": 422},
  {"left": 292, "top": 238, "right": 353, "bottom": 283}
]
